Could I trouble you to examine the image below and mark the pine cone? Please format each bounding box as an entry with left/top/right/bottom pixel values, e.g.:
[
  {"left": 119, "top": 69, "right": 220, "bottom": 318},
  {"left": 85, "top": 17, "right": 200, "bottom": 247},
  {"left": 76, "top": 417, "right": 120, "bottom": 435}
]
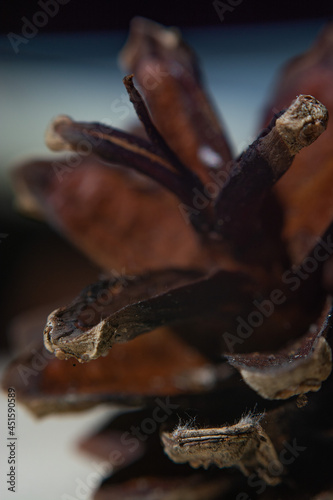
[{"left": 3, "top": 18, "right": 333, "bottom": 500}]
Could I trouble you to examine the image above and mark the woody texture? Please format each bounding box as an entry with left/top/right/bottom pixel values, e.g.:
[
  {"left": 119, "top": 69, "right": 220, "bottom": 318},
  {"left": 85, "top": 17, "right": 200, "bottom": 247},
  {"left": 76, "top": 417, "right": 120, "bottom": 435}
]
[{"left": 3, "top": 17, "right": 333, "bottom": 500}]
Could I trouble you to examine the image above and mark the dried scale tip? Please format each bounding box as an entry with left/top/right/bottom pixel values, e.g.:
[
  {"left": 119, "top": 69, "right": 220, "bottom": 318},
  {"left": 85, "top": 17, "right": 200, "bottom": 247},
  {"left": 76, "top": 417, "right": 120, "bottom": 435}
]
[
  {"left": 45, "top": 114, "right": 196, "bottom": 206},
  {"left": 161, "top": 413, "right": 282, "bottom": 485},
  {"left": 214, "top": 94, "right": 328, "bottom": 241},
  {"left": 45, "top": 79, "right": 216, "bottom": 233},
  {"left": 45, "top": 114, "right": 76, "bottom": 151},
  {"left": 226, "top": 234, "right": 333, "bottom": 400},
  {"left": 43, "top": 269, "right": 253, "bottom": 362},
  {"left": 229, "top": 335, "right": 332, "bottom": 400},
  {"left": 275, "top": 95, "right": 328, "bottom": 155},
  {"left": 45, "top": 93, "right": 328, "bottom": 244},
  {"left": 43, "top": 269, "right": 206, "bottom": 361}
]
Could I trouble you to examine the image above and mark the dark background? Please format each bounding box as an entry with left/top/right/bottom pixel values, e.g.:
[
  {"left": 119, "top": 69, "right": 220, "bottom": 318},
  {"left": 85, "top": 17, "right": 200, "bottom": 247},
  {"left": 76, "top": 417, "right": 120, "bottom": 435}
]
[{"left": 1, "top": 0, "right": 333, "bottom": 33}]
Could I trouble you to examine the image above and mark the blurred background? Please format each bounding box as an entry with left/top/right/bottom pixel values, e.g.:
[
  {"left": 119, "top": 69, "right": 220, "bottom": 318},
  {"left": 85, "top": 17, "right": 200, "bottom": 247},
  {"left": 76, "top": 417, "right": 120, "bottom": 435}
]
[{"left": 0, "top": 2, "right": 333, "bottom": 499}]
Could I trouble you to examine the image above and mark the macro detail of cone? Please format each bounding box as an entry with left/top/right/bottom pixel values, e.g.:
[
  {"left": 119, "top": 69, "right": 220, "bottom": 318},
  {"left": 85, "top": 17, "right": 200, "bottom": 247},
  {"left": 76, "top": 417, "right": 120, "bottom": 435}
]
[{"left": 3, "top": 17, "right": 333, "bottom": 499}]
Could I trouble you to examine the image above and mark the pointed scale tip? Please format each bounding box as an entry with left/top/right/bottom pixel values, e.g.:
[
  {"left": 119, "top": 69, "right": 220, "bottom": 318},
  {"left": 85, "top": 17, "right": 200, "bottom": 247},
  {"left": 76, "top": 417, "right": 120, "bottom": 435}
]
[
  {"left": 45, "top": 115, "right": 74, "bottom": 152},
  {"left": 276, "top": 94, "right": 328, "bottom": 155}
]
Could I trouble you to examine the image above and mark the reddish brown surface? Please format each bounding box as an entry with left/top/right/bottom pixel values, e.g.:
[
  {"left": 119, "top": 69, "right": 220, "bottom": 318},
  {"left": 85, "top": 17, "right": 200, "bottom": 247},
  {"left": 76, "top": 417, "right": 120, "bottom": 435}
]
[
  {"left": 120, "top": 17, "right": 233, "bottom": 184},
  {"left": 42, "top": 328, "right": 207, "bottom": 396},
  {"left": 13, "top": 156, "right": 215, "bottom": 274},
  {"left": 263, "top": 25, "right": 333, "bottom": 263},
  {"left": 4, "top": 328, "right": 208, "bottom": 402},
  {"left": 4, "top": 19, "right": 333, "bottom": 500}
]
